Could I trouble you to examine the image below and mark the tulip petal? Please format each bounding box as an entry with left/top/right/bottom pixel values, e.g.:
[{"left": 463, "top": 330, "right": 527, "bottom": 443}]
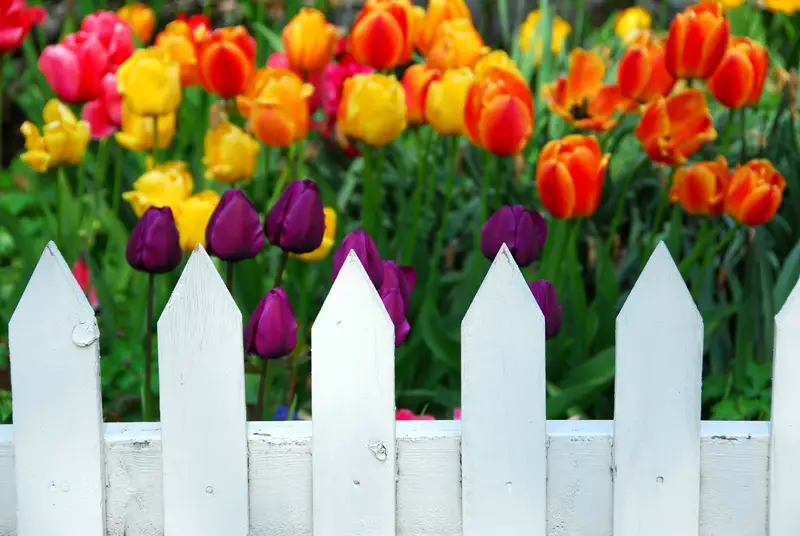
[
  {"left": 738, "top": 184, "right": 782, "bottom": 227},
  {"left": 82, "top": 99, "right": 117, "bottom": 139},
  {"left": 618, "top": 45, "right": 651, "bottom": 100},
  {"left": 566, "top": 49, "right": 605, "bottom": 103},
  {"left": 708, "top": 51, "right": 755, "bottom": 109},
  {"left": 350, "top": 10, "right": 404, "bottom": 70},
  {"left": 478, "top": 95, "right": 532, "bottom": 156},
  {"left": 564, "top": 145, "right": 602, "bottom": 217},
  {"left": 38, "top": 45, "right": 81, "bottom": 102},
  {"left": 537, "top": 161, "right": 576, "bottom": 219}
]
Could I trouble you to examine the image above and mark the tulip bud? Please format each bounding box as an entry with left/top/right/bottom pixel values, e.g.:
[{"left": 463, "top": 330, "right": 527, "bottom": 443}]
[
  {"left": 528, "top": 280, "right": 562, "bottom": 339},
  {"left": 332, "top": 230, "right": 384, "bottom": 288},
  {"left": 206, "top": 189, "right": 265, "bottom": 261},
  {"left": 379, "top": 261, "right": 416, "bottom": 313},
  {"left": 481, "top": 206, "right": 547, "bottom": 267},
  {"left": 381, "top": 287, "right": 411, "bottom": 346},
  {"left": 244, "top": 288, "right": 298, "bottom": 359},
  {"left": 264, "top": 179, "right": 326, "bottom": 254},
  {"left": 724, "top": 159, "right": 786, "bottom": 227},
  {"left": 125, "top": 206, "right": 183, "bottom": 274}
]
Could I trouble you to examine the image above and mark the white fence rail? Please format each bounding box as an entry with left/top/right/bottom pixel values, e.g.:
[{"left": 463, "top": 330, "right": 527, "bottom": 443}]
[{"left": 0, "top": 240, "right": 795, "bottom": 536}]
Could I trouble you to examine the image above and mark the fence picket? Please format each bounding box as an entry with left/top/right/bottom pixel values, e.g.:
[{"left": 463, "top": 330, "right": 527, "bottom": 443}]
[
  {"left": 311, "top": 250, "right": 396, "bottom": 536},
  {"left": 461, "top": 244, "right": 547, "bottom": 536},
  {"left": 8, "top": 241, "right": 106, "bottom": 536},
  {"left": 157, "top": 245, "right": 249, "bottom": 536},
  {"left": 613, "top": 242, "right": 703, "bottom": 536},
  {"left": 769, "top": 276, "right": 800, "bottom": 536}
]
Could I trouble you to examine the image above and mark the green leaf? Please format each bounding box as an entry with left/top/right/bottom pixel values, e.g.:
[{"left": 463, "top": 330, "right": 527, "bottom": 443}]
[
  {"left": 774, "top": 237, "right": 800, "bottom": 313},
  {"left": 253, "top": 22, "right": 284, "bottom": 53}
]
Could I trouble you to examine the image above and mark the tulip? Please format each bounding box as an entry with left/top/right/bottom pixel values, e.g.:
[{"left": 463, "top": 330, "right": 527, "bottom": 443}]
[
  {"left": 453, "top": 407, "right": 462, "bottom": 419},
  {"left": 80, "top": 11, "right": 136, "bottom": 70},
  {"left": 122, "top": 160, "right": 193, "bottom": 217},
  {"left": 266, "top": 51, "right": 298, "bottom": 75},
  {"left": 81, "top": 73, "right": 123, "bottom": 139},
  {"left": 543, "top": 48, "right": 633, "bottom": 133},
  {"left": 20, "top": 99, "right": 91, "bottom": 173},
  {"left": 426, "top": 19, "right": 485, "bottom": 71},
  {"left": 417, "top": 0, "right": 471, "bottom": 54},
  {"left": 725, "top": 159, "right": 786, "bottom": 226},
  {"left": 39, "top": 31, "right": 112, "bottom": 103},
  {"left": 719, "top": 0, "right": 745, "bottom": 8},
  {"left": 115, "top": 103, "right": 176, "bottom": 151},
  {"left": 117, "top": 3, "right": 156, "bottom": 44},
  {"left": 174, "top": 190, "right": 221, "bottom": 253},
  {"left": 763, "top": 0, "right": 800, "bottom": 13},
  {"left": 634, "top": 89, "right": 717, "bottom": 166},
  {"left": 155, "top": 19, "right": 207, "bottom": 87},
  {"left": 665, "top": 3, "right": 730, "bottom": 80},
  {"left": 240, "top": 68, "right": 314, "bottom": 148},
  {"left": 332, "top": 230, "right": 384, "bottom": 288},
  {"left": 265, "top": 179, "right": 326, "bottom": 254},
  {"left": 125, "top": 206, "right": 183, "bottom": 274},
  {"left": 518, "top": 9, "right": 572, "bottom": 65},
  {"left": 614, "top": 6, "right": 651, "bottom": 43},
  {"left": 71, "top": 255, "right": 99, "bottom": 312},
  {"left": 464, "top": 67, "right": 534, "bottom": 155},
  {"left": 425, "top": 67, "right": 473, "bottom": 135},
  {"left": 175, "top": 12, "right": 211, "bottom": 32},
  {"left": 244, "top": 288, "right": 298, "bottom": 359},
  {"left": 197, "top": 26, "right": 256, "bottom": 98},
  {"left": 396, "top": 409, "right": 436, "bottom": 420},
  {"left": 536, "top": 135, "right": 610, "bottom": 219},
  {"left": 338, "top": 73, "right": 407, "bottom": 147},
  {"left": 293, "top": 207, "right": 337, "bottom": 262},
  {"left": 116, "top": 47, "right": 182, "bottom": 117},
  {"left": 528, "top": 280, "right": 562, "bottom": 339},
  {"left": 474, "top": 50, "right": 523, "bottom": 80},
  {"left": 670, "top": 157, "right": 730, "bottom": 216},
  {"left": 282, "top": 8, "right": 340, "bottom": 72},
  {"left": 205, "top": 189, "right": 265, "bottom": 262},
  {"left": 617, "top": 32, "right": 676, "bottom": 104},
  {"left": 707, "top": 37, "right": 769, "bottom": 109},
  {"left": 349, "top": 0, "right": 421, "bottom": 70},
  {"left": 379, "top": 260, "right": 416, "bottom": 313},
  {"left": 381, "top": 287, "right": 411, "bottom": 346},
  {"left": 203, "top": 121, "right": 260, "bottom": 183},
  {"left": 481, "top": 206, "right": 547, "bottom": 267},
  {"left": 0, "top": 0, "right": 46, "bottom": 52},
  {"left": 402, "top": 63, "right": 441, "bottom": 125}
]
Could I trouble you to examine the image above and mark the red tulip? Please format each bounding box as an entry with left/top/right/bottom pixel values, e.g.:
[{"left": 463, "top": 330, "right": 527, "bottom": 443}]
[{"left": 0, "top": 0, "right": 46, "bottom": 52}]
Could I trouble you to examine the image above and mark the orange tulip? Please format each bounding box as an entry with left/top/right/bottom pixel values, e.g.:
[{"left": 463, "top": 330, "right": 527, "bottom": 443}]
[
  {"left": 670, "top": 157, "right": 730, "bottom": 216},
  {"left": 402, "top": 63, "right": 441, "bottom": 124},
  {"left": 617, "top": 32, "right": 676, "bottom": 103},
  {"left": 542, "top": 48, "right": 633, "bottom": 133},
  {"left": 464, "top": 67, "right": 534, "bottom": 155},
  {"left": 282, "top": 8, "right": 340, "bottom": 72},
  {"left": 725, "top": 159, "right": 786, "bottom": 226},
  {"left": 634, "top": 89, "right": 717, "bottom": 166},
  {"left": 707, "top": 37, "right": 769, "bottom": 109},
  {"left": 117, "top": 3, "right": 156, "bottom": 44},
  {"left": 665, "top": 2, "right": 730, "bottom": 80},
  {"left": 417, "top": 0, "right": 471, "bottom": 55},
  {"left": 197, "top": 26, "right": 256, "bottom": 98},
  {"left": 244, "top": 68, "right": 314, "bottom": 148},
  {"left": 426, "top": 19, "right": 485, "bottom": 71},
  {"left": 536, "top": 135, "right": 610, "bottom": 219},
  {"left": 473, "top": 50, "right": 523, "bottom": 80},
  {"left": 155, "top": 19, "right": 208, "bottom": 86},
  {"left": 349, "top": 0, "right": 421, "bottom": 70}
]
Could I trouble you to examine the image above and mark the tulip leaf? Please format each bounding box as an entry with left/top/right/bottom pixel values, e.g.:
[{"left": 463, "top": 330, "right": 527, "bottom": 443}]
[
  {"left": 774, "top": 239, "right": 800, "bottom": 311},
  {"left": 253, "top": 22, "right": 284, "bottom": 53}
]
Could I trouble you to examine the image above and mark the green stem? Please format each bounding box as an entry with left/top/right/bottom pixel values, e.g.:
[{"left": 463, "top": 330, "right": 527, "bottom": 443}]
[
  {"left": 151, "top": 115, "right": 159, "bottom": 164},
  {"left": 740, "top": 108, "right": 747, "bottom": 164},
  {"left": 267, "top": 149, "right": 292, "bottom": 208},
  {"left": 375, "top": 146, "right": 386, "bottom": 247},
  {"left": 226, "top": 262, "right": 234, "bottom": 292},
  {"left": 480, "top": 150, "right": 492, "bottom": 228},
  {"left": 255, "top": 358, "right": 269, "bottom": 421},
  {"left": 274, "top": 251, "right": 289, "bottom": 288},
  {"left": 426, "top": 136, "right": 459, "bottom": 296},
  {"left": 691, "top": 224, "right": 740, "bottom": 297},
  {"left": 402, "top": 129, "right": 431, "bottom": 264},
  {"left": 363, "top": 145, "right": 374, "bottom": 236},
  {"left": 661, "top": 0, "right": 669, "bottom": 29},
  {"left": 607, "top": 156, "right": 648, "bottom": 251},
  {"left": 0, "top": 53, "right": 5, "bottom": 170},
  {"left": 295, "top": 139, "right": 305, "bottom": 180},
  {"left": 143, "top": 273, "right": 155, "bottom": 422},
  {"left": 112, "top": 141, "right": 122, "bottom": 216},
  {"left": 678, "top": 219, "right": 713, "bottom": 275},
  {"left": 257, "top": 145, "right": 273, "bottom": 208},
  {"left": 641, "top": 170, "right": 675, "bottom": 270},
  {"left": 493, "top": 155, "right": 504, "bottom": 209},
  {"left": 721, "top": 107, "right": 736, "bottom": 155},
  {"left": 573, "top": 0, "right": 585, "bottom": 47}
]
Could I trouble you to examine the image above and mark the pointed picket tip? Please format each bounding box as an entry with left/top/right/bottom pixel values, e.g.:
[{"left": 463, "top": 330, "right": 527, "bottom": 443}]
[
  {"left": 463, "top": 243, "right": 544, "bottom": 329},
  {"left": 618, "top": 241, "right": 701, "bottom": 327},
  {"left": 776, "top": 274, "right": 800, "bottom": 325},
  {"left": 10, "top": 241, "right": 95, "bottom": 330},
  {"left": 315, "top": 249, "right": 392, "bottom": 330}
]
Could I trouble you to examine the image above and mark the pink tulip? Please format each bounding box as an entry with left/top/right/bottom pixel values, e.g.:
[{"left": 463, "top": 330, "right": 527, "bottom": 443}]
[
  {"left": 396, "top": 409, "right": 436, "bottom": 421},
  {"left": 80, "top": 10, "right": 134, "bottom": 71},
  {"left": 82, "top": 73, "right": 122, "bottom": 139},
  {"left": 71, "top": 255, "right": 99, "bottom": 312},
  {"left": 266, "top": 51, "right": 301, "bottom": 76},
  {"left": 39, "top": 31, "right": 110, "bottom": 103},
  {"left": 453, "top": 408, "right": 461, "bottom": 420}
]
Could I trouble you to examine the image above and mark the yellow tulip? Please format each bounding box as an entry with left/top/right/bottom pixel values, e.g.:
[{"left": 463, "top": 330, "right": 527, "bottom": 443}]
[
  {"left": 518, "top": 9, "right": 572, "bottom": 64},
  {"left": 338, "top": 73, "right": 407, "bottom": 147},
  {"left": 115, "top": 103, "right": 176, "bottom": 152},
  {"left": 474, "top": 50, "right": 524, "bottom": 80},
  {"left": 122, "top": 159, "right": 194, "bottom": 217},
  {"left": 614, "top": 6, "right": 652, "bottom": 42},
  {"left": 19, "top": 99, "right": 90, "bottom": 173},
  {"left": 425, "top": 67, "right": 473, "bottom": 135},
  {"left": 117, "top": 47, "right": 182, "bottom": 116},
  {"left": 175, "top": 190, "right": 221, "bottom": 252},
  {"left": 203, "top": 121, "right": 260, "bottom": 184},
  {"left": 763, "top": 0, "right": 800, "bottom": 13},
  {"left": 292, "top": 207, "right": 337, "bottom": 262}
]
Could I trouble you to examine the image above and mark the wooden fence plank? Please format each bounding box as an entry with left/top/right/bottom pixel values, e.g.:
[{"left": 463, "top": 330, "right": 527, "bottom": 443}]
[
  {"left": 613, "top": 242, "right": 703, "bottom": 536},
  {"left": 311, "top": 250, "right": 396, "bottom": 536},
  {"left": 157, "top": 245, "right": 249, "bottom": 536},
  {"left": 8, "top": 241, "right": 106, "bottom": 536},
  {"left": 461, "top": 244, "right": 547, "bottom": 536}
]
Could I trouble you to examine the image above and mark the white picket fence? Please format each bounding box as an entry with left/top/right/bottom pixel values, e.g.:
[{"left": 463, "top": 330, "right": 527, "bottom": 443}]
[{"left": 0, "top": 240, "right": 798, "bottom": 536}]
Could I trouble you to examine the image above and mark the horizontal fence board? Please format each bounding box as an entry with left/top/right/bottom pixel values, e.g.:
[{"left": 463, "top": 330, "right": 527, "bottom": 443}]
[{"left": 0, "top": 420, "right": 770, "bottom": 536}]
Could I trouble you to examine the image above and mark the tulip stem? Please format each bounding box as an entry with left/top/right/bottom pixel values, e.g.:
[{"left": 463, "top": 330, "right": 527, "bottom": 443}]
[
  {"left": 112, "top": 142, "right": 122, "bottom": 216},
  {"left": 0, "top": 52, "right": 4, "bottom": 170},
  {"left": 721, "top": 108, "right": 736, "bottom": 155},
  {"left": 255, "top": 358, "right": 269, "bottom": 421},
  {"left": 151, "top": 115, "right": 159, "bottom": 163},
  {"left": 739, "top": 108, "right": 748, "bottom": 164},
  {"left": 143, "top": 273, "right": 155, "bottom": 422},
  {"left": 375, "top": 147, "right": 386, "bottom": 247},
  {"left": 273, "top": 251, "right": 289, "bottom": 288},
  {"left": 691, "top": 224, "right": 740, "bottom": 298},
  {"left": 641, "top": 168, "right": 675, "bottom": 271},
  {"left": 607, "top": 156, "right": 648, "bottom": 251},
  {"left": 363, "top": 145, "right": 375, "bottom": 238},
  {"left": 426, "top": 135, "right": 459, "bottom": 296},
  {"left": 226, "top": 262, "right": 234, "bottom": 292},
  {"left": 402, "top": 128, "right": 433, "bottom": 264}
]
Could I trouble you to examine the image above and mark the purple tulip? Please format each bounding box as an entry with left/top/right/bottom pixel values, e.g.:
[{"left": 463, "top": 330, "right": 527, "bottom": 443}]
[
  {"left": 381, "top": 287, "right": 410, "bottom": 347},
  {"left": 264, "top": 179, "right": 326, "bottom": 254},
  {"left": 125, "top": 206, "right": 183, "bottom": 274},
  {"left": 481, "top": 205, "right": 547, "bottom": 267},
  {"left": 244, "top": 288, "right": 298, "bottom": 359},
  {"left": 206, "top": 189, "right": 264, "bottom": 262},
  {"left": 379, "top": 261, "right": 416, "bottom": 313},
  {"left": 528, "top": 280, "right": 562, "bottom": 339},
  {"left": 332, "top": 230, "right": 384, "bottom": 288}
]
